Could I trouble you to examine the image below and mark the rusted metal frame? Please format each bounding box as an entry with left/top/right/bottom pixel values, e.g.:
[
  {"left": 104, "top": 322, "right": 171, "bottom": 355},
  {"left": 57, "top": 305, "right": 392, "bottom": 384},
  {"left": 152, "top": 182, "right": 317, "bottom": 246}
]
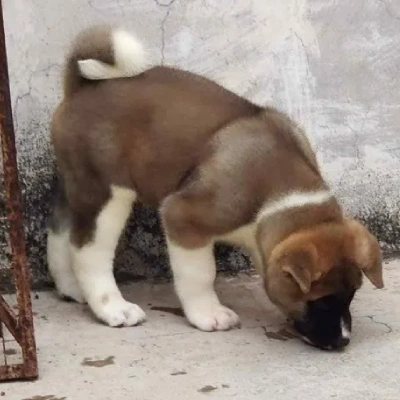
[
  {"left": 0, "top": 295, "right": 21, "bottom": 344},
  {"left": 0, "top": 0, "right": 38, "bottom": 381},
  {"left": 0, "top": 323, "right": 6, "bottom": 366},
  {"left": 0, "top": 364, "right": 27, "bottom": 381}
]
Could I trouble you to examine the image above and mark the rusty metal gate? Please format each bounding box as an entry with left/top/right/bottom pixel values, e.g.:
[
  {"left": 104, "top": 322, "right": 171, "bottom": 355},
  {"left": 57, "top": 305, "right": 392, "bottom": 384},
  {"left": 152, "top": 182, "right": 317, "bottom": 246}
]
[{"left": 0, "top": 0, "right": 38, "bottom": 381}]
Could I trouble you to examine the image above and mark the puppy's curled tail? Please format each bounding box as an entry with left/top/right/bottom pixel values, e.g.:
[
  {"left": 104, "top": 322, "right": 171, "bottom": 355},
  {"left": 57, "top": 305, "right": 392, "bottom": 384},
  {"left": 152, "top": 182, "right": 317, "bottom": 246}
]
[{"left": 63, "top": 26, "right": 147, "bottom": 96}]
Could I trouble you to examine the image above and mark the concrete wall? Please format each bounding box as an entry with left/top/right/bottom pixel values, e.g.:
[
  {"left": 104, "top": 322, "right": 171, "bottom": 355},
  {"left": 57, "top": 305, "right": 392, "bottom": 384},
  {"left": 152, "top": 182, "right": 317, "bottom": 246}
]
[{"left": 2, "top": 0, "right": 399, "bottom": 288}]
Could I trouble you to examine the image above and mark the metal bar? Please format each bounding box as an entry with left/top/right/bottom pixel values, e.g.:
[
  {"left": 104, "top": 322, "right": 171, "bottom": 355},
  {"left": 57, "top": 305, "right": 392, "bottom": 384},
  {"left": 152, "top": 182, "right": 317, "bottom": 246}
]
[
  {"left": 0, "top": 364, "right": 37, "bottom": 382},
  {"left": 0, "top": 0, "right": 38, "bottom": 380},
  {"left": 0, "top": 295, "right": 21, "bottom": 344},
  {"left": 0, "top": 323, "right": 6, "bottom": 366}
]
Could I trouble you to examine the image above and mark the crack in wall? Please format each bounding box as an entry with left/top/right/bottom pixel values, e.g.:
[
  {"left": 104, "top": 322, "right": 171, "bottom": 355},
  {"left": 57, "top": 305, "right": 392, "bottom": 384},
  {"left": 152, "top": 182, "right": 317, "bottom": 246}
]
[
  {"left": 336, "top": 108, "right": 371, "bottom": 190},
  {"left": 154, "top": 0, "right": 176, "bottom": 64},
  {"left": 13, "top": 63, "right": 61, "bottom": 134},
  {"left": 154, "top": 0, "right": 176, "bottom": 6},
  {"left": 160, "top": 10, "right": 170, "bottom": 64},
  {"left": 379, "top": 0, "right": 400, "bottom": 21},
  {"left": 88, "top": 0, "right": 125, "bottom": 16},
  {"left": 292, "top": 31, "right": 307, "bottom": 50},
  {"left": 88, "top": 0, "right": 101, "bottom": 12}
]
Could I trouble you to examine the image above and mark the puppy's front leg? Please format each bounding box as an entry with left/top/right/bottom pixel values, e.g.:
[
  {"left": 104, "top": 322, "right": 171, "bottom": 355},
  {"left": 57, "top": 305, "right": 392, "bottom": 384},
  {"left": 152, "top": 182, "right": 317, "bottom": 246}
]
[{"left": 166, "top": 238, "right": 240, "bottom": 331}]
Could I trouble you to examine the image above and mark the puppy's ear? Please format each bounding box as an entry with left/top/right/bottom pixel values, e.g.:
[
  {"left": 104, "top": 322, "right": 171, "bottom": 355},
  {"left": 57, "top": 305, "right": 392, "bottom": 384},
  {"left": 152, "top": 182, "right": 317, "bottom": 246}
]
[
  {"left": 344, "top": 219, "right": 384, "bottom": 289},
  {"left": 281, "top": 245, "right": 318, "bottom": 294}
]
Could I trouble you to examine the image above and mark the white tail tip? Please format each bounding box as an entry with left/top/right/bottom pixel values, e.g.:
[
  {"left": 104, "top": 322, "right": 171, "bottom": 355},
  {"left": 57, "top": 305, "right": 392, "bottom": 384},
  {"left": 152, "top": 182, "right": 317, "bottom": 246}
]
[{"left": 78, "top": 29, "right": 147, "bottom": 80}]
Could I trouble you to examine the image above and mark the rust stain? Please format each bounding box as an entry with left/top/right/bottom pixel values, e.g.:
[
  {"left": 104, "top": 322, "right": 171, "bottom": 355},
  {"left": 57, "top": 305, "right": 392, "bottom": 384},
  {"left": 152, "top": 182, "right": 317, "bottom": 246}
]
[
  {"left": 151, "top": 306, "right": 184, "bottom": 317},
  {"left": 81, "top": 356, "right": 115, "bottom": 368}
]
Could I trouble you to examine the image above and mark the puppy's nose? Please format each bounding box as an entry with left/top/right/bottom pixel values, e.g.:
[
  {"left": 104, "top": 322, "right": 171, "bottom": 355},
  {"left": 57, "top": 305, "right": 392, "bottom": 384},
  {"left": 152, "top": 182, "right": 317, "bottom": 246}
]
[{"left": 335, "top": 336, "right": 350, "bottom": 349}]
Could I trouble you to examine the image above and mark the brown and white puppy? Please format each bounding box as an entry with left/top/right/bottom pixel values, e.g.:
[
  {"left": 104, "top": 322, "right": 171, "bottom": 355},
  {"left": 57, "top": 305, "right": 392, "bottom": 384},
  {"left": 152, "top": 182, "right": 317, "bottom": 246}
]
[{"left": 47, "top": 26, "right": 384, "bottom": 350}]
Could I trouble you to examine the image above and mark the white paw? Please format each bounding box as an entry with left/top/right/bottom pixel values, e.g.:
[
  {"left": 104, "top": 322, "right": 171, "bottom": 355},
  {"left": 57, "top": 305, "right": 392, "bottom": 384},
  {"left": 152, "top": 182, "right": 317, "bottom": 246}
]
[
  {"left": 185, "top": 304, "right": 240, "bottom": 332},
  {"left": 95, "top": 299, "right": 146, "bottom": 327},
  {"left": 57, "top": 280, "right": 86, "bottom": 304}
]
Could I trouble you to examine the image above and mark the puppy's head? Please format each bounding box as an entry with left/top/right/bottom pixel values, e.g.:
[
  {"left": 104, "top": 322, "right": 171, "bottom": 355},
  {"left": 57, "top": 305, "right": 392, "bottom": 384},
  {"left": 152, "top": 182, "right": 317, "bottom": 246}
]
[{"left": 263, "top": 219, "right": 383, "bottom": 350}]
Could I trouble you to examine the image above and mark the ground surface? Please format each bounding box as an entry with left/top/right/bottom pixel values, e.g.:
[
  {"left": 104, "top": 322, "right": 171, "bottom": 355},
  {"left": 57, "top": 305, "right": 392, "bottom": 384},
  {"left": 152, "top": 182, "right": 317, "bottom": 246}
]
[{"left": 2, "top": 259, "right": 399, "bottom": 400}]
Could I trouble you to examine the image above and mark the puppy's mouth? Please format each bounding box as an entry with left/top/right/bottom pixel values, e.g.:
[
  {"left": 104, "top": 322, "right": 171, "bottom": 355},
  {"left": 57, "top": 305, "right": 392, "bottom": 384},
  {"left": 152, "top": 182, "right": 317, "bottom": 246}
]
[
  {"left": 299, "top": 335, "right": 348, "bottom": 351},
  {"left": 292, "top": 320, "right": 351, "bottom": 351}
]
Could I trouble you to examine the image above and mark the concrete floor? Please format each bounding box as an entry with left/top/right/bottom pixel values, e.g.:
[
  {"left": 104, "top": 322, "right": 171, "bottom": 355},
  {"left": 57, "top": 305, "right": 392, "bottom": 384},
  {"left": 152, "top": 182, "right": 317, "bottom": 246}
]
[{"left": 2, "top": 259, "right": 400, "bottom": 400}]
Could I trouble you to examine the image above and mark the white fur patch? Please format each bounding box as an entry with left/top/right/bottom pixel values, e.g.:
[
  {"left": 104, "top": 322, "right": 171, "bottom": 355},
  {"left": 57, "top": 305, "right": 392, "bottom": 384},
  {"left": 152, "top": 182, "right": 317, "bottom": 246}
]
[
  {"left": 71, "top": 186, "right": 146, "bottom": 327},
  {"left": 166, "top": 238, "right": 240, "bottom": 331},
  {"left": 257, "top": 190, "right": 333, "bottom": 223},
  {"left": 341, "top": 319, "right": 351, "bottom": 339},
  {"left": 218, "top": 223, "right": 263, "bottom": 272},
  {"left": 78, "top": 29, "right": 147, "bottom": 80},
  {"left": 219, "top": 223, "right": 257, "bottom": 252},
  {"left": 47, "top": 228, "right": 85, "bottom": 303}
]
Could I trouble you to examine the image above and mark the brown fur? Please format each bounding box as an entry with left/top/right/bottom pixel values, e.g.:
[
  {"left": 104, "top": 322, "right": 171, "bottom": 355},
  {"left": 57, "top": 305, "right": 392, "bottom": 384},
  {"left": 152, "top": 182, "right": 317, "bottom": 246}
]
[
  {"left": 63, "top": 26, "right": 115, "bottom": 96},
  {"left": 264, "top": 219, "right": 382, "bottom": 317},
  {"left": 51, "top": 27, "right": 384, "bottom": 326}
]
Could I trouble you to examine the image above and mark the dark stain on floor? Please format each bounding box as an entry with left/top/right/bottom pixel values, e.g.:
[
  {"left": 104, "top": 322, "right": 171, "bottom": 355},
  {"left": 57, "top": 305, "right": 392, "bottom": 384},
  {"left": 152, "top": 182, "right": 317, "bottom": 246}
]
[
  {"left": 81, "top": 356, "right": 115, "bottom": 368},
  {"left": 170, "top": 371, "right": 187, "bottom": 376},
  {"left": 198, "top": 385, "right": 218, "bottom": 393},
  {"left": 4, "top": 348, "right": 17, "bottom": 355},
  {"left": 264, "top": 327, "right": 298, "bottom": 341},
  {"left": 151, "top": 306, "right": 184, "bottom": 317},
  {"left": 23, "top": 396, "right": 66, "bottom": 400}
]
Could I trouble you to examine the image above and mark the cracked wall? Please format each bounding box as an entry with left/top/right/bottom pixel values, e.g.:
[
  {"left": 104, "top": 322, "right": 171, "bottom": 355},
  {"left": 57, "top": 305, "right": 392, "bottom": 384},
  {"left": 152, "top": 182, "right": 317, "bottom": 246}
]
[{"left": 1, "top": 0, "right": 399, "bottom": 288}]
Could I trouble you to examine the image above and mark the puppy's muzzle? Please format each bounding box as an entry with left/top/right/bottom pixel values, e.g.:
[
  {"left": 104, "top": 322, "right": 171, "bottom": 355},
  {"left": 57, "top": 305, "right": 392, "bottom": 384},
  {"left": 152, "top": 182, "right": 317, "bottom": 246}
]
[{"left": 294, "top": 319, "right": 351, "bottom": 351}]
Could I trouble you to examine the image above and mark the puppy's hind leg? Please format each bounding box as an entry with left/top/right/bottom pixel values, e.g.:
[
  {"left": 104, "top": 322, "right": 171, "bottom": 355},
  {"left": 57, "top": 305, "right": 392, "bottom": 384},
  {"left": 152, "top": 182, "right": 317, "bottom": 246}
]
[
  {"left": 70, "top": 185, "right": 146, "bottom": 327},
  {"left": 47, "top": 177, "right": 85, "bottom": 303}
]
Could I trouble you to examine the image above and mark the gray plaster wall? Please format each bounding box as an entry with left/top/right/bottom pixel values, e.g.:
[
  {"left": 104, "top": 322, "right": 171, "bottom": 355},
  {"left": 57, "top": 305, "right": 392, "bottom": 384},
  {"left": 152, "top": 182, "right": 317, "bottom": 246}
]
[{"left": 1, "top": 0, "right": 399, "bottom": 288}]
